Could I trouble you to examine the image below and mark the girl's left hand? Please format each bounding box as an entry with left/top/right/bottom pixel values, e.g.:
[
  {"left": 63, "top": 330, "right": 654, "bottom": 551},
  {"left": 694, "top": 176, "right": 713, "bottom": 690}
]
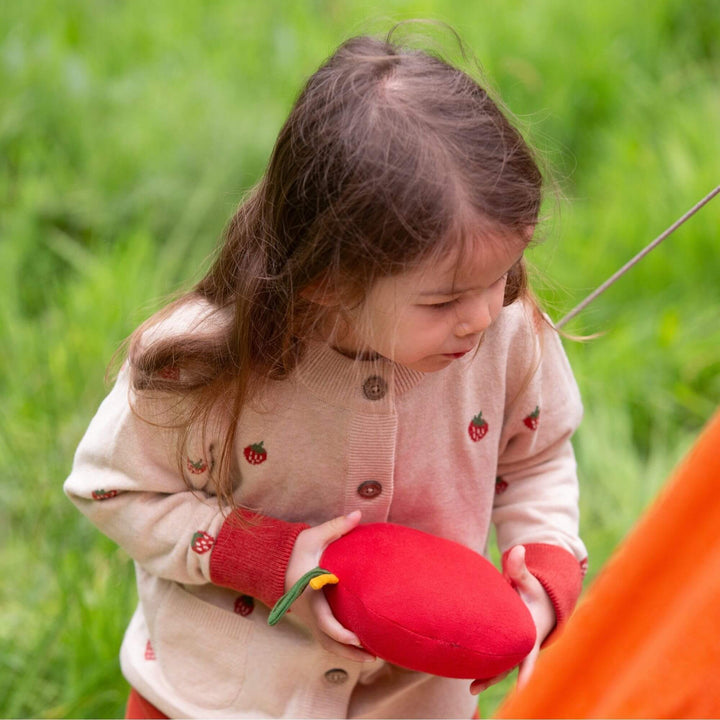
[
  {"left": 285, "top": 510, "right": 376, "bottom": 663},
  {"left": 469, "top": 544, "right": 555, "bottom": 695}
]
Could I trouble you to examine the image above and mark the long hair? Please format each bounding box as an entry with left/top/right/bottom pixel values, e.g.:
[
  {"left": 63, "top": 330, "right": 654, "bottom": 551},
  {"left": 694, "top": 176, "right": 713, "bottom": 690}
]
[{"left": 127, "top": 27, "right": 544, "bottom": 508}]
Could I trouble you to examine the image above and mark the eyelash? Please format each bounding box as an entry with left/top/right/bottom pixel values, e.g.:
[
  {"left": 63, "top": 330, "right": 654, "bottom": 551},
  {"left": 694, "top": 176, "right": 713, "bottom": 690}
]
[
  {"left": 428, "top": 299, "right": 458, "bottom": 310},
  {"left": 425, "top": 273, "right": 509, "bottom": 310}
]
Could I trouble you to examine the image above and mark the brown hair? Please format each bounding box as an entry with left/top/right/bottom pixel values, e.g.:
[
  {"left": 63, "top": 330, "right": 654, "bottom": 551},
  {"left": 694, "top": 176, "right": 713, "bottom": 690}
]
[{"left": 128, "top": 27, "right": 544, "bottom": 508}]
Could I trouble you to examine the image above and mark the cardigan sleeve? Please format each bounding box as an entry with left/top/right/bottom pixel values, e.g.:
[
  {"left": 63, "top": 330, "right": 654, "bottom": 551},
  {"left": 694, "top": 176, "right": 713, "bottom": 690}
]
[
  {"left": 492, "top": 310, "right": 587, "bottom": 631},
  {"left": 64, "top": 314, "right": 308, "bottom": 609}
]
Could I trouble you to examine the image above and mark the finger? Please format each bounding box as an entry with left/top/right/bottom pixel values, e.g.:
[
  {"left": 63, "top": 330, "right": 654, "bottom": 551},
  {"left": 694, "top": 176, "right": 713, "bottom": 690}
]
[
  {"left": 469, "top": 680, "right": 488, "bottom": 696},
  {"left": 504, "top": 545, "right": 533, "bottom": 590},
  {"left": 516, "top": 647, "right": 539, "bottom": 688},
  {"left": 311, "top": 592, "right": 363, "bottom": 647},
  {"left": 312, "top": 593, "right": 376, "bottom": 661},
  {"left": 316, "top": 631, "right": 377, "bottom": 663},
  {"left": 317, "top": 510, "right": 362, "bottom": 547},
  {"left": 503, "top": 545, "right": 540, "bottom": 602},
  {"left": 469, "top": 670, "right": 510, "bottom": 695}
]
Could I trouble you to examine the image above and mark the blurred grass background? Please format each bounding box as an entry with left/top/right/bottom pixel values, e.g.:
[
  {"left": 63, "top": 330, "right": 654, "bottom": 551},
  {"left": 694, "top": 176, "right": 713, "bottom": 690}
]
[{"left": 1, "top": 1, "right": 718, "bottom": 717}]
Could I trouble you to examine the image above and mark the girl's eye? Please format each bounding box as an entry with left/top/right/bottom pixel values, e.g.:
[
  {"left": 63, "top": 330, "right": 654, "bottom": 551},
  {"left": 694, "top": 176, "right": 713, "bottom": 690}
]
[{"left": 425, "top": 299, "right": 458, "bottom": 310}]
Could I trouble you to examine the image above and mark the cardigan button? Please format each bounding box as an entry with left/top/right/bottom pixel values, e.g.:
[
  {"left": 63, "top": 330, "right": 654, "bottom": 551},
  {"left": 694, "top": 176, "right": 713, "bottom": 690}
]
[
  {"left": 324, "top": 668, "right": 349, "bottom": 685},
  {"left": 357, "top": 480, "right": 382, "bottom": 499},
  {"left": 362, "top": 375, "right": 387, "bottom": 400}
]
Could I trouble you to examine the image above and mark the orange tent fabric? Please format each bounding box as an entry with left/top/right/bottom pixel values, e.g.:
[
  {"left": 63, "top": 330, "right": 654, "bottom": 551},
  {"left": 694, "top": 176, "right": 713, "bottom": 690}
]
[{"left": 495, "top": 410, "right": 720, "bottom": 719}]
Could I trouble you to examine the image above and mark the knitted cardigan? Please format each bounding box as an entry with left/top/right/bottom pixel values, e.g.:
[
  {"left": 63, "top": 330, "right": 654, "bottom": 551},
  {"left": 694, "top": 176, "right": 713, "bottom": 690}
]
[{"left": 64, "top": 297, "right": 587, "bottom": 719}]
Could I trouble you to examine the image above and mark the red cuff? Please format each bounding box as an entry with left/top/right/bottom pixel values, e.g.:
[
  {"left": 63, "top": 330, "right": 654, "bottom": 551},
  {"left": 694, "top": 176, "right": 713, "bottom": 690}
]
[
  {"left": 504, "top": 543, "right": 585, "bottom": 643},
  {"left": 209, "top": 507, "right": 309, "bottom": 608}
]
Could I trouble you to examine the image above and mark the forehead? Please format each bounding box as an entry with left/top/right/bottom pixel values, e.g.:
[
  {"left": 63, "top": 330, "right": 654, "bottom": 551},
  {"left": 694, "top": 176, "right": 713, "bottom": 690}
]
[{"left": 404, "top": 230, "right": 527, "bottom": 292}]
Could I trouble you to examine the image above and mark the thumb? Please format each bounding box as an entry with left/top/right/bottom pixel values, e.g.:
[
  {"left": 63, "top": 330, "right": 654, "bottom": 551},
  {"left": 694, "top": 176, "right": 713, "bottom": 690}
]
[
  {"left": 317, "top": 510, "right": 362, "bottom": 547},
  {"left": 503, "top": 545, "right": 530, "bottom": 588}
]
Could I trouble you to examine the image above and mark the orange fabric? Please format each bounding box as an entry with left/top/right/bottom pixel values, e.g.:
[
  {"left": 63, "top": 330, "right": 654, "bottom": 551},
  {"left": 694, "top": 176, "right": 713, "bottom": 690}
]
[
  {"left": 495, "top": 410, "right": 720, "bottom": 719},
  {"left": 125, "top": 688, "right": 168, "bottom": 719}
]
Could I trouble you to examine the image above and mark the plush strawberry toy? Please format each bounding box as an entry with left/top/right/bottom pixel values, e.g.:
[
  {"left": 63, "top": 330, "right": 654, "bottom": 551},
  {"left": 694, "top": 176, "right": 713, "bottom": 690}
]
[{"left": 269, "top": 523, "right": 535, "bottom": 680}]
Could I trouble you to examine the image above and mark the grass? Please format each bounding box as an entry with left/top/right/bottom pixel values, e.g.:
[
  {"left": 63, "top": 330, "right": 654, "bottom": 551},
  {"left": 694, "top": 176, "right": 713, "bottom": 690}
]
[{"left": 1, "top": 1, "right": 718, "bottom": 717}]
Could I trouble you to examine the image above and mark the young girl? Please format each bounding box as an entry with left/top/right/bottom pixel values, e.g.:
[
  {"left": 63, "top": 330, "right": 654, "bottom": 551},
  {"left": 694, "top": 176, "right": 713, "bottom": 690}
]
[{"left": 65, "top": 27, "right": 587, "bottom": 720}]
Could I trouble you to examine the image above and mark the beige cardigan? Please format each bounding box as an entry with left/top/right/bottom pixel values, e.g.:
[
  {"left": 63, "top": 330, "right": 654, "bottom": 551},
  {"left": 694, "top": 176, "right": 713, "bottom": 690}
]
[{"left": 65, "top": 298, "right": 586, "bottom": 719}]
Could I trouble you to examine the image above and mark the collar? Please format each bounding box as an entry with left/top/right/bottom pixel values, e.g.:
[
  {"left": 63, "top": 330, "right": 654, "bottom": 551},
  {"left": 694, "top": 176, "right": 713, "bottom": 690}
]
[{"left": 294, "top": 340, "right": 426, "bottom": 411}]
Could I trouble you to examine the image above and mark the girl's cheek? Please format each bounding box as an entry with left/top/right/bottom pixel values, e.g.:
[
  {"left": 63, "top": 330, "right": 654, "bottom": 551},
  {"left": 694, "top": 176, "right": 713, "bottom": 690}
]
[{"left": 491, "top": 283, "right": 507, "bottom": 318}]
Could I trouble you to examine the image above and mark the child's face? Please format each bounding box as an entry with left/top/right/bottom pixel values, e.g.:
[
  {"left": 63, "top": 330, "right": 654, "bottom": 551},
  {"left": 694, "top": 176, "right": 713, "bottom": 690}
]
[{"left": 337, "top": 233, "right": 527, "bottom": 373}]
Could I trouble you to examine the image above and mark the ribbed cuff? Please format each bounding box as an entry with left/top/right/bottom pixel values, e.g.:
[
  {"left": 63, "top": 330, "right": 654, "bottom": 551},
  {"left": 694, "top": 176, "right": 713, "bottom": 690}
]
[
  {"left": 209, "top": 507, "right": 310, "bottom": 608},
  {"left": 504, "top": 543, "right": 585, "bottom": 644}
]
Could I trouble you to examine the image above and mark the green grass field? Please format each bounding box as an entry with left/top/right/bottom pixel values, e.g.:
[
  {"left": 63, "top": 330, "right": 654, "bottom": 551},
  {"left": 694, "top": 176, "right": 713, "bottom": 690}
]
[{"left": 1, "top": 1, "right": 718, "bottom": 717}]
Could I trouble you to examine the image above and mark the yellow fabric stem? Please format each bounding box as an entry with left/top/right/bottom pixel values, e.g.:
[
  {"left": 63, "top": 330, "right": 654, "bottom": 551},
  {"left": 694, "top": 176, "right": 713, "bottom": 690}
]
[{"left": 309, "top": 573, "right": 339, "bottom": 590}]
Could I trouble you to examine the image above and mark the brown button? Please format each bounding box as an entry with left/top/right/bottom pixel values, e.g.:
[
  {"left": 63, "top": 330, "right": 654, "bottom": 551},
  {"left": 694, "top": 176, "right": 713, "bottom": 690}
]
[
  {"left": 324, "top": 668, "right": 349, "bottom": 685},
  {"left": 362, "top": 375, "right": 387, "bottom": 400},
  {"left": 357, "top": 480, "right": 382, "bottom": 499}
]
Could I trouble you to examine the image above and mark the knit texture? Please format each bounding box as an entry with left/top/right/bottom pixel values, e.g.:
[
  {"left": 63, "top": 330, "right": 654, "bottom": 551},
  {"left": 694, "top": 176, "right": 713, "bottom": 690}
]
[
  {"left": 64, "top": 297, "right": 586, "bottom": 719},
  {"left": 210, "top": 508, "right": 309, "bottom": 608},
  {"left": 318, "top": 523, "right": 536, "bottom": 679},
  {"left": 502, "top": 542, "right": 584, "bottom": 643}
]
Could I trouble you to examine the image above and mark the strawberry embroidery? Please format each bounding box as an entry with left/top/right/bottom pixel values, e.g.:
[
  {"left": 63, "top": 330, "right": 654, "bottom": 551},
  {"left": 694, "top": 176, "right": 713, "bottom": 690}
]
[
  {"left": 186, "top": 457, "right": 208, "bottom": 474},
  {"left": 144, "top": 640, "right": 156, "bottom": 661},
  {"left": 495, "top": 477, "right": 508, "bottom": 495},
  {"left": 523, "top": 406, "right": 540, "bottom": 431},
  {"left": 468, "top": 412, "right": 489, "bottom": 442},
  {"left": 190, "top": 530, "right": 215, "bottom": 554},
  {"left": 91, "top": 489, "right": 119, "bottom": 501},
  {"left": 243, "top": 441, "right": 267, "bottom": 465},
  {"left": 234, "top": 595, "right": 255, "bottom": 617}
]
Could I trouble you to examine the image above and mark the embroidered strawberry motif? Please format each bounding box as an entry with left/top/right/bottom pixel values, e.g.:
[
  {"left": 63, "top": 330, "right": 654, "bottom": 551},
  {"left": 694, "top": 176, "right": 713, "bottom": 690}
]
[
  {"left": 495, "top": 477, "right": 508, "bottom": 495},
  {"left": 186, "top": 457, "right": 208, "bottom": 474},
  {"left": 91, "top": 489, "right": 119, "bottom": 500},
  {"left": 144, "top": 640, "right": 156, "bottom": 661},
  {"left": 523, "top": 406, "right": 540, "bottom": 431},
  {"left": 468, "top": 412, "right": 489, "bottom": 441},
  {"left": 190, "top": 531, "right": 215, "bottom": 554},
  {"left": 243, "top": 441, "right": 267, "bottom": 465},
  {"left": 234, "top": 595, "right": 255, "bottom": 617}
]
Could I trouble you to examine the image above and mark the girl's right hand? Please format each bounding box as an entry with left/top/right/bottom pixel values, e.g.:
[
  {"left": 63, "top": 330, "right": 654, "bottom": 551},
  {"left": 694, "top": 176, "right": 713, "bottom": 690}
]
[{"left": 285, "top": 510, "right": 376, "bottom": 663}]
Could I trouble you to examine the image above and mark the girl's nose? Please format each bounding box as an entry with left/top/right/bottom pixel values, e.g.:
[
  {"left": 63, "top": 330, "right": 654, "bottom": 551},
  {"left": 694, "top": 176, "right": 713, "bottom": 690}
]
[
  {"left": 455, "top": 308, "right": 492, "bottom": 337},
  {"left": 454, "top": 299, "right": 492, "bottom": 337}
]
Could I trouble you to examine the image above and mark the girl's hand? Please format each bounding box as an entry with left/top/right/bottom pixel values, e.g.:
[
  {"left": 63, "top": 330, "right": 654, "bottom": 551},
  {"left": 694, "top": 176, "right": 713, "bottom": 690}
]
[
  {"left": 469, "top": 544, "right": 555, "bottom": 695},
  {"left": 285, "top": 510, "right": 376, "bottom": 663}
]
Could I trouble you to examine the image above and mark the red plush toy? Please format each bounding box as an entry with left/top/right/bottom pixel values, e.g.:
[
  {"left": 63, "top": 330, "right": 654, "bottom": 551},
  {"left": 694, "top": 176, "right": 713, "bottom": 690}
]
[{"left": 269, "top": 522, "right": 535, "bottom": 680}]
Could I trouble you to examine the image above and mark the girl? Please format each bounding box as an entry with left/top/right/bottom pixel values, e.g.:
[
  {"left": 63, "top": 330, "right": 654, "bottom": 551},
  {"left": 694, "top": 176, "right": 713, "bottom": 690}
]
[{"left": 65, "top": 27, "right": 587, "bottom": 720}]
